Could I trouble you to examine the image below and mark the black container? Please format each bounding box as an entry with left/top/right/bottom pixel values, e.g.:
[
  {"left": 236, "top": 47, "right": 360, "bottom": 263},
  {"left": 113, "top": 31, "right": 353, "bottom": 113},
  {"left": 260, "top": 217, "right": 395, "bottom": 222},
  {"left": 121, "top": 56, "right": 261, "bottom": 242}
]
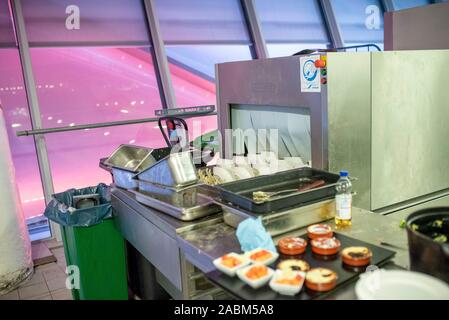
[
  {"left": 406, "top": 207, "right": 449, "bottom": 283},
  {"left": 213, "top": 167, "right": 340, "bottom": 214}
]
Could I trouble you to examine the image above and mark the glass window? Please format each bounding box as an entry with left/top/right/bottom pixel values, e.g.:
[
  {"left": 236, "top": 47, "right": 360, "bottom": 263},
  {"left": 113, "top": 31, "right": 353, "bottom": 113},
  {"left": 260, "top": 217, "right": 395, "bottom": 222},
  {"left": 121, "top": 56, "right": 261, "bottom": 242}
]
[
  {"left": 21, "top": 0, "right": 150, "bottom": 46},
  {"left": 331, "top": 0, "right": 384, "bottom": 47},
  {"left": 44, "top": 115, "right": 218, "bottom": 193},
  {"left": 29, "top": 47, "right": 162, "bottom": 127},
  {"left": 254, "top": 0, "right": 330, "bottom": 57},
  {"left": 21, "top": 0, "right": 166, "bottom": 215},
  {"left": 167, "top": 45, "right": 250, "bottom": 106},
  {"left": 156, "top": 0, "right": 251, "bottom": 44},
  {"left": 0, "top": 0, "right": 16, "bottom": 46},
  {"left": 45, "top": 123, "right": 168, "bottom": 193},
  {"left": 28, "top": 46, "right": 165, "bottom": 193},
  {"left": 0, "top": 49, "right": 48, "bottom": 240},
  {"left": 155, "top": 0, "right": 253, "bottom": 107},
  {"left": 392, "top": 0, "right": 431, "bottom": 11},
  {"left": 183, "top": 115, "right": 218, "bottom": 143}
]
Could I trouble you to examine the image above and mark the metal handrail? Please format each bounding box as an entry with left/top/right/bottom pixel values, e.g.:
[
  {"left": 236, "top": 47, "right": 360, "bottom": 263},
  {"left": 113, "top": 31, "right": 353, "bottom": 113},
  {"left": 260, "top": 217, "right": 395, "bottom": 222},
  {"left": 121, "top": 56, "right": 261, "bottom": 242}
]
[
  {"left": 335, "top": 44, "right": 382, "bottom": 52},
  {"left": 16, "top": 111, "right": 217, "bottom": 137},
  {"left": 292, "top": 44, "right": 382, "bottom": 56}
]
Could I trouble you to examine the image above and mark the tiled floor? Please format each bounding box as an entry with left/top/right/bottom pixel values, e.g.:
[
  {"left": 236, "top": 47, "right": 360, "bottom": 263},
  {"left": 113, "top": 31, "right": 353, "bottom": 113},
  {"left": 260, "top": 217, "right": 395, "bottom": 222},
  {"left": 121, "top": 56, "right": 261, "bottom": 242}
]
[{"left": 0, "top": 243, "right": 73, "bottom": 300}]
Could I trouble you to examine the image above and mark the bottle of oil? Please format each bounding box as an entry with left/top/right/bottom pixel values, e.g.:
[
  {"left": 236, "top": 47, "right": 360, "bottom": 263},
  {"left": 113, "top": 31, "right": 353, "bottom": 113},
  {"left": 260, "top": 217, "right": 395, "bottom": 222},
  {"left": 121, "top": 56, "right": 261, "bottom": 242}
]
[{"left": 335, "top": 171, "right": 352, "bottom": 227}]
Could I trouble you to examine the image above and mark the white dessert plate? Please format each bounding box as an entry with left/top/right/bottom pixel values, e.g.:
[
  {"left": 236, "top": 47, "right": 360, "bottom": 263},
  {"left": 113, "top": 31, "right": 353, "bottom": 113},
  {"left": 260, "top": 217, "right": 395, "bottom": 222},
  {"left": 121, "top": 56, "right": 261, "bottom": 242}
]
[
  {"left": 213, "top": 252, "right": 250, "bottom": 277},
  {"left": 237, "top": 264, "right": 274, "bottom": 289},
  {"left": 356, "top": 270, "right": 449, "bottom": 300},
  {"left": 245, "top": 248, "right": 279, "bottom": 266}
]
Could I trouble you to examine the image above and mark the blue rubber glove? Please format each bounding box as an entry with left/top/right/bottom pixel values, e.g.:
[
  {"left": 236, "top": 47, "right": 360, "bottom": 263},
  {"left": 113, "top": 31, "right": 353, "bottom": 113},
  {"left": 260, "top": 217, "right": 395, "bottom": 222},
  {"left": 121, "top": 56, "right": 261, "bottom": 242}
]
[{"left": 236, "top": 217, "right": 277, "bottom": 253}]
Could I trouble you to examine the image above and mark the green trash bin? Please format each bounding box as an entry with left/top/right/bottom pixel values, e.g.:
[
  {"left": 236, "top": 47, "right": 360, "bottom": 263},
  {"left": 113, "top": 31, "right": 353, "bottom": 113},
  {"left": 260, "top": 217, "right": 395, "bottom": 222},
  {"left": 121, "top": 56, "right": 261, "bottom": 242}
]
[{"left": 44, "top": 184, "right": 128, "bottom": 300}]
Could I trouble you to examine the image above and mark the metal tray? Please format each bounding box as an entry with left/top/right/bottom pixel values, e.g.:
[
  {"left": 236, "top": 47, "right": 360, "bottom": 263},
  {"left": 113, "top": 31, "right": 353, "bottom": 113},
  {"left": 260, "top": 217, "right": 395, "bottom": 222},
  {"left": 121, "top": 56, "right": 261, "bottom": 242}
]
[
  {"left": 130, "top": 184, "right": 222, "bottom": 221},
  {"left": 135, "top": 150, "right": 198, "bottom": 188},
  {"left": 221, "top": 199, "right": 336, "bottom": 237},
  {"left": 213, "top": 167, "right": 340, "bottom": 214},
  {"left": 206, "top": 232, "right": 396, "bottom": 300},
  {"left": 103, "top": 144, "right": 156, "bottom": 171},
  {"left": 99, "top": 145, "right": 172, "bottom": 189},
  {"left": 136, "top": 179, "right": 198, "bottom": 206}
]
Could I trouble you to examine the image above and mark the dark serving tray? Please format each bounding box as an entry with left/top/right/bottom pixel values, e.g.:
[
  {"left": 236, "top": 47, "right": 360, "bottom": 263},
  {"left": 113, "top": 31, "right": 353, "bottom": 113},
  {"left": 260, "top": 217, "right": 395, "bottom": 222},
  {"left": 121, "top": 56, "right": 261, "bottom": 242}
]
[
  {"left": 213, "top": 167, "right": 340, "bottom": 214},
  {"left": 206, "top": 232, "right": 396, "bottom": 300}
]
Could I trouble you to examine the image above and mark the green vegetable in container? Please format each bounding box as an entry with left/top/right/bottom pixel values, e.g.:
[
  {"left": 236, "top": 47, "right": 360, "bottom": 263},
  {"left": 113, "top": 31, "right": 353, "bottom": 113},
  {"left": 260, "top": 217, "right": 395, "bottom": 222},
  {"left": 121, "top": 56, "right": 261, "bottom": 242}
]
[
  {"left": 433, "top": 234, "right": 447, "bottom": 243},
  {"left": 432, "top": 220, "right": 443, "bottom": 228}
]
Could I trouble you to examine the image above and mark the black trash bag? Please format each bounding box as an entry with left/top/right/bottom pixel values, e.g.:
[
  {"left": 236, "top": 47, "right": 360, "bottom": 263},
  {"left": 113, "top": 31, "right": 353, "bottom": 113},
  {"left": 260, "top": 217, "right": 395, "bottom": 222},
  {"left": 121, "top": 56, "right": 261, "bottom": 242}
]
[{"left": 44, "top": 183, "right": 112, "bottom": 227}]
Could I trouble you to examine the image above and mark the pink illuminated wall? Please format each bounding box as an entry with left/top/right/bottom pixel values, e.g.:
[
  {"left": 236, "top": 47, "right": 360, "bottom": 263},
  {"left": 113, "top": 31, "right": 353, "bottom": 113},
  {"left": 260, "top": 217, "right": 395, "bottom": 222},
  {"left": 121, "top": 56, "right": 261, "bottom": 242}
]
[
  {"left": 0, "top": 49, "right": 46, "bottom": 220},
  {"left": 1, "top": 46, "right": 218, "bottom": 220},
  {"left": 1, "top": 0, "right": 222, "bottom": 222}
]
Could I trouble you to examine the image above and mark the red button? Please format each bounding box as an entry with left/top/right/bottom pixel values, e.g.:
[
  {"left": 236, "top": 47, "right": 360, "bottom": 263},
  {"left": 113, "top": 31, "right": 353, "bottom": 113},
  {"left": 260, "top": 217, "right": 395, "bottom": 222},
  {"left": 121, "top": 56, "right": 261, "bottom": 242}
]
[
  {"left": 321, "top": 77, "right": 327, "bottom": 85},
  {"left": 315, "top": 60, "right": 326, "bottom": 68}
]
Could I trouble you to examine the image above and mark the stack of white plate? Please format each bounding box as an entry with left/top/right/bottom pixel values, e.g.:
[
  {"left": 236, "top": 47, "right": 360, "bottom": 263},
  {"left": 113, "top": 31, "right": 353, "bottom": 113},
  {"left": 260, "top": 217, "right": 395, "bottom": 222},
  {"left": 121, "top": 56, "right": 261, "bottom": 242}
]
[{"left": 210, "top": 153, "right": 309, "bottom": 183}]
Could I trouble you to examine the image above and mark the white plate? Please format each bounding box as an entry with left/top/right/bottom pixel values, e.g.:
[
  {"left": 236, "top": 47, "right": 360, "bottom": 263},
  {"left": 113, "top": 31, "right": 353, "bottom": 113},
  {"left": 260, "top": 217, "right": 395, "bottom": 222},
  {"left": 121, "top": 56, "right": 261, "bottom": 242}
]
[
  {"left": 283, "top": 157, "right": 305, "bottom": 168},
  {"left": 259, "top": 152, "right": 277, "bottom": 164},
  {"left": 213, "top": 166, "right": 235, "bottom": 183},
  {"left": 237, "top": 264, "right": 274, "bottom": 289},
  {"left": 233, "top": 155, "right": 251, "bottom": 167},
  {"left": 252, "top": 164, "right": 272, "bottom": 176},
  {"left": 356, "top": 269, "right": 449, "bottom": 300},
  {"left": 232, "top": 166, "right": 255, "bottom": 179},
  {"left": 216, "top": 158, "right": 234, "bottom": 168},
  {"left": 213, "top": 253, "right": 250, "bottom": 277},
  {"left": 271, "top": 160, "right": 294, "bottom": 173},
  {"left": 245, "top": 248, "right": 279, "bottom": 266},
  {"left": 269, "top": 270, "right": 306, "bottom": 296}
]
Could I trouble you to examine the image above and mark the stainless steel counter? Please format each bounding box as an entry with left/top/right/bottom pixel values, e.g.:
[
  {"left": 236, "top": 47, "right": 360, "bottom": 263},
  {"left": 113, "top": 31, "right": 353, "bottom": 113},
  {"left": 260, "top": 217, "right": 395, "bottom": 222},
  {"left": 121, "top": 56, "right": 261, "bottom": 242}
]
[
  {"left": 178, "top": 207, "right": 409, "bottom": 271},
  {"left": 112, "top": 187, "right": 410, "bottom": 300},
  {"left": 113, "top": 187, "right": 223, "bottom": 237},
  {"left": 112, "top": 188, "right": 224, "bottom": 299}
]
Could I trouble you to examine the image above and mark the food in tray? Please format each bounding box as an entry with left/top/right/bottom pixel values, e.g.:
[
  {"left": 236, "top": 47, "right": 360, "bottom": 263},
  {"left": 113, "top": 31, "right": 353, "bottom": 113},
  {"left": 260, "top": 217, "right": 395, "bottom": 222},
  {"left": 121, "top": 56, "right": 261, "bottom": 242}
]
[
  {"left": 278, "top": 237, "right": 308, "bottom": 255},
  {"left": 275, "top": 274, "right": 303, "bottom": 286},
  {"left": 252, "top": 189, "right": 297, "bottom": 202},
  {"left": 221, "top": 254, "right": 243, "bottom": 268},
  {"left": 250, "top": 249, "right": 272, "bottom": 262},
  {"left": 311, "top": 237, "right": 341, "bottom": 256},
  {"left": 305, "top": 268, "right": 338, "bottom": 292},
  {"left": 198, "top": 168, "right": 222, "bottom": 185},
  {"left": 269, "top": 269, "right": 306, "bottom": 296},
  {"left": 277, "top": 259, "right": 310, "bottom": 272},
  {"left": 237, "top": 264, "right": 275, "bottom": 289},
  {"left": 246, "top": 265, "right": 269, "bottom": 280},
  {"left": 212, "top": 252, "right": 250, "bottom": 276},
  {"left": 251, "top": 179, "right": 327, "bottom": 203},
  {"left": 341, "top": 246, "right": 372, "bottom": 267},
  {"left": 252, "top": 191, "right": 271, "bottom": 202},
  {"left": 246, "top": 248, "right": 279, "bottom": 265},
  {"left": 307, "top": 224, "right": 333, "bottom": 239}
]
